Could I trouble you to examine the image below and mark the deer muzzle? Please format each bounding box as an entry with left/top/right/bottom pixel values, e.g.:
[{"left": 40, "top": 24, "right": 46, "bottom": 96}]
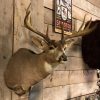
[{"left": 58, "top": 53, "right": 67, "bottom": 62}]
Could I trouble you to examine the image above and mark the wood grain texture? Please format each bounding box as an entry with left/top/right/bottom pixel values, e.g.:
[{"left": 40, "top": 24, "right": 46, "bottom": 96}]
[
  {"left": 87, "top": 0, "right": 100, "bottom": 8},
  {"left": 31, "top": 0, "right": 44, "bottom": 33},
  {"left": 43, "top": 70, "right": 97, "bottom": 88},
  {"left": 70, "top": 82, "right": 98, "bottom": 98},
  {"left": 44, "top": 7, "right": 100, "bottom": 26},
  {"left": 14, "top": 0, "right": 32, "bottom": 52},
  {"left": 73, "top": 0, "right": 100, "bottom": 17},
  {"left": 43, "top": 71, "right": 70, "bottom": 88},
  {"left": 69, "top": 70, "right": 97, "bottom": 84},
  {"left": 44, "top": 0, "right": 100, "bottom": 18},
  {"left": 14, "top": 0, "right": 44, "bottom": 54},
  {"left": 72, "top": 6, "right": 100, "bottom": 21},
  {"left": 43, "top": 85, "right": 70, "bottom": 100},
  {"left": 43, "top": 82, "right": 97, "bottom": 100},
  {"left": 0, "top": 0, "right": 13, "bottom": 99}
]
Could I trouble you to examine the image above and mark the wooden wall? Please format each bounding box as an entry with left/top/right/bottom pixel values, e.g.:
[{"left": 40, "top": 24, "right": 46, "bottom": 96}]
[
  {"left": 42, "top": 0, "right": 100, "bottom": 99},
  {"left": 0, "top": 0, "right": 13, "bottom": 99},
  {"left": 0, "top": 0, "right": 100, "bottom": 100}
]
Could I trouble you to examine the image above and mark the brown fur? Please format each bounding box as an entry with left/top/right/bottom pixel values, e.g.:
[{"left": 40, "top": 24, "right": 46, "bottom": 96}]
[{"left": 4, "top": 47, "right": 65, "bottom": 95}]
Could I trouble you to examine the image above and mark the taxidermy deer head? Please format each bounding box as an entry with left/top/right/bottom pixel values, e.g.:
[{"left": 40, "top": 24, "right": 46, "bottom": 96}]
[{"left": 4, "top": 9, "right": 96, "bottom": 96}]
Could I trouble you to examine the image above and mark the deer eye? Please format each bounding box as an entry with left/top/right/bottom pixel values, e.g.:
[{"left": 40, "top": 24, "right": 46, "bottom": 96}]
[{"left": 49, "top": 46, "right": 54, "bottom": 50}]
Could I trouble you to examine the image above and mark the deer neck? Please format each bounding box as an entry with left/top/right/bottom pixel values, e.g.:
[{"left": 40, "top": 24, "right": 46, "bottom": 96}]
[{"left": 37, "top": 49, "right": 61, "bottom": 74}]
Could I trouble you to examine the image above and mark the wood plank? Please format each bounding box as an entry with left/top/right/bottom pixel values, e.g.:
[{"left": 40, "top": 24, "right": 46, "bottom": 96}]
[
  {"left": 70, "top": 82, "right": 98, "bottom": 98},
  {"left": 43, "top": 85, "right": 70, "bottom": 100},
  {"left": 87, "top": 0, "right": 100, "bottom": 8},
  {"left": 44, "top": 0, "right": 54, "bottom": 10},
  {"left": 69, "top": 70, "right": 97, "bottom": 84},
  {"left": 0, "top": 82, "right": 4, "bottom": 100},
  {"left": 43, "top": 71, "right": 70, "bottom": 88},
  {"left": 0, "top": 0, "right": 13, "bottom": 58},
  {"left": 0, "top": 0, "right": 13, "bottom": 99},
  {"left": 14, "top": 0, "right": 31, "bottom": 52},
  {"left": 72, "top": 6, "right": 100, "bottom": 21},
  {"left": 0, "top": 80, "right": 12, "bottom": 100},
  {"left": 70, "top": 93, "right": 97, "bottom": 100},
  {"left": 43, "top": 82, "right": 98, "bottom": 99},
  {"left": 44, "top": 8, "right": 53, "bottom": 25},
  {"left": 67, "top": 43, "right": 82, "bottom": 57},
  {"left": 44, "top": 7, "right": 100, "bottom": 26},
  {"left": 73, "top": 0, "right": 100, "bottom": 17},
  {"left": 31, "top": 0, "right": 44, "bottom": 33},
  {"left": 64, "top": 57, "right": 89, "bottom": 70},
  {"left": 44, "top": 0, "right": 100, "bottom": 18},
  {"left": 14, "top": 0, "right": 44, "bottom": 54},
  {"left": 43, "top": 70, "right": 97, "bottom": 88}
]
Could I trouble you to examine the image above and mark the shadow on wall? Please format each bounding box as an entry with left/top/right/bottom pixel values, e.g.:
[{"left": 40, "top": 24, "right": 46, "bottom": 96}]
[
  {"left": 29, "top": 82, "right": 43, "bottom": 100},
  {"left": 81, "top": 20, "right": 100, "bottom": 69}
]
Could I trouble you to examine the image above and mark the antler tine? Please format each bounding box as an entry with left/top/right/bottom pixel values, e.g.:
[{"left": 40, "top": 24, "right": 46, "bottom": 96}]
[
  {"left": 46, "top": 24, "right": 49, "bottom": 38},
  {"left": 25, "top": 3, "right": 31, "bottom": 13},
  {"left": 61, "top": 24, "right": 65, "bottom": 44},
  {"left": 24, "top": 9, "right": 52, "bottom": 45},
  {"left": 77, "top": 14, "right": 86, "bottom": 32},
  {"left": 84, "top": 17, "right": 92, "bottom": 29},
  {"left": 65, "top": 15, "right": 97, "bottom": 39}
]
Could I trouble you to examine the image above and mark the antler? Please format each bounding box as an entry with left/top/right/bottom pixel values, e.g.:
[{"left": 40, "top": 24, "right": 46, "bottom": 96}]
[
  {"left": 60, "top": 24, "right": 65, "bottom": 44},
  {"left": 24, "top": 10, "right": 52, "bottom": 45},
  {"left": 65, "top": 15, "right": 97, "bottom": 39}
]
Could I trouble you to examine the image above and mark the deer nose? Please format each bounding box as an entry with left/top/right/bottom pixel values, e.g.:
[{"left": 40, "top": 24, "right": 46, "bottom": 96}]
[
  {"left": 59, "top": 53, "right": 67, "bottom": 62},
  {"left": 62, "top": 53, "right": 67, "bottom": 61}
]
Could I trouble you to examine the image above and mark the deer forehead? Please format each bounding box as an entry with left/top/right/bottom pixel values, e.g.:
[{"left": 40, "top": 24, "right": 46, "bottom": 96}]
[{"left": 49, "top": 47, "right": 63, "bottom": 56}]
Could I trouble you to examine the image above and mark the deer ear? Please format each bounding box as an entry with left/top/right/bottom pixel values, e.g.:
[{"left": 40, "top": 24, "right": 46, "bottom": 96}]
[
  {"left": 65, "top": 39, "right": 75, "bottom": 49},
  {"left": 31, "top": 36, "right": 49, "bottom": 51}
]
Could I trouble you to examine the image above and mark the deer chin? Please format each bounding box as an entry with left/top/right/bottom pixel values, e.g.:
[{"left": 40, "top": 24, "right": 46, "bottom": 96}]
[{"left": 58, "top": 59, "right": 66, "bottom": 64}]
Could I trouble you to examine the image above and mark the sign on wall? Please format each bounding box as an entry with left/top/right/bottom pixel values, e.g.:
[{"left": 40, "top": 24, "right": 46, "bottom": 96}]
[{"left": 55, "top": 0, "right": 72, "bottom": 34}]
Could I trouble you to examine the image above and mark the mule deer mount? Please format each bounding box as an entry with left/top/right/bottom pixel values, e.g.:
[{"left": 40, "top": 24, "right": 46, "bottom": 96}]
[{"left": 4, "top": 9, "right": 96, "bottom": 96}]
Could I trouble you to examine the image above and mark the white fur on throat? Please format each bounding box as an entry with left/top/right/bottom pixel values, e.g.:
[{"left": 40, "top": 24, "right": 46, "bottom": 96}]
[{"left": 44, "top": 62, "right": 53, "bottom": 73}]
